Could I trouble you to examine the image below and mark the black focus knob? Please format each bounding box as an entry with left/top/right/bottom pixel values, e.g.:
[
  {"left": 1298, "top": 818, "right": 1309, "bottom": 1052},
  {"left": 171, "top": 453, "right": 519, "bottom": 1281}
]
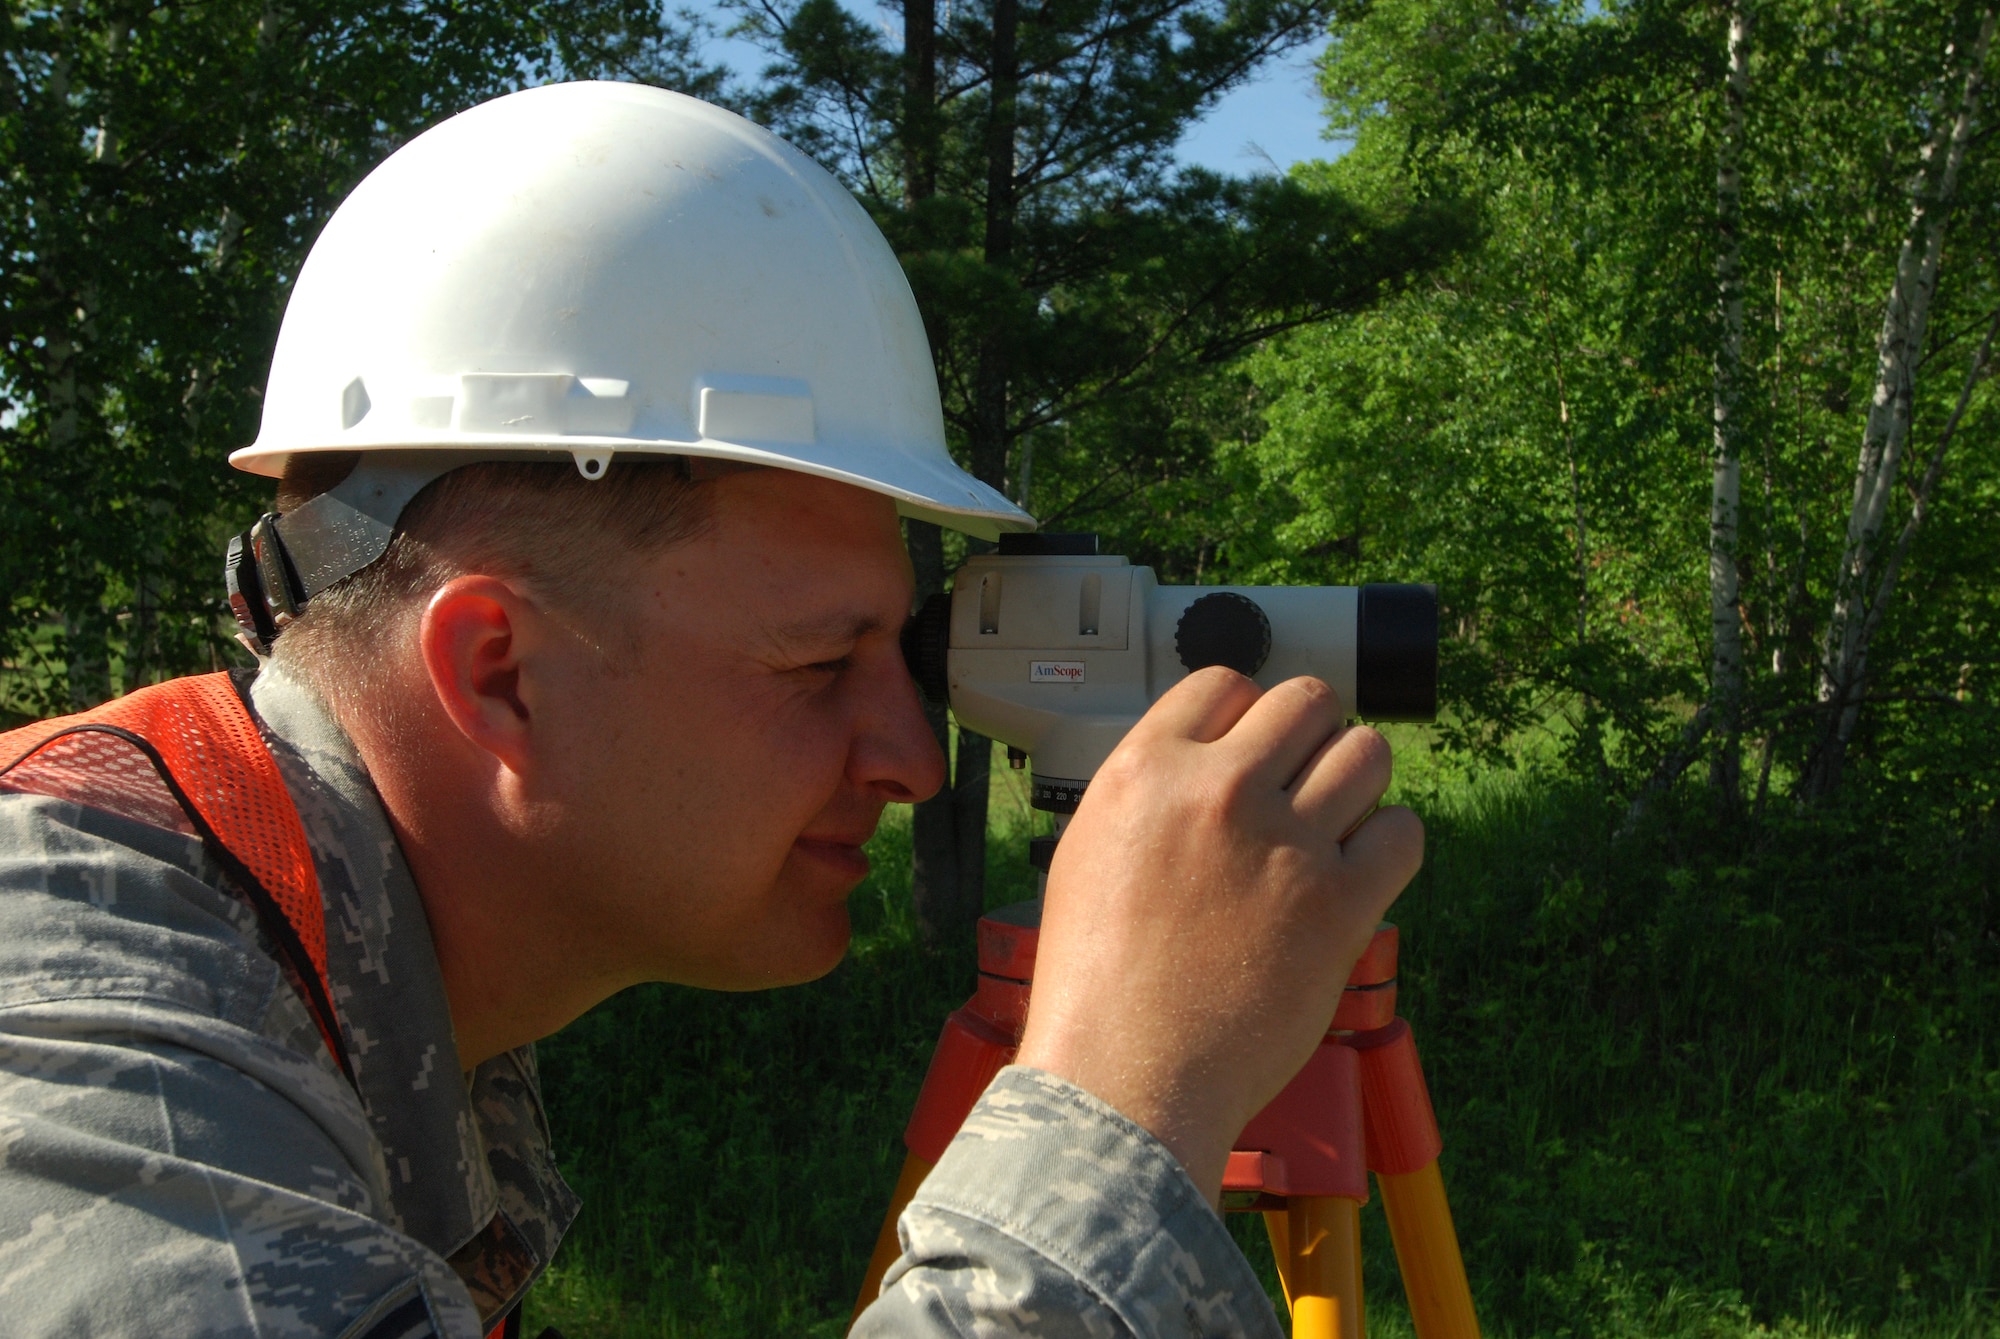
[
  {"left": 1175, "top": 592, "right": 1272, "bottom": 677},
  {"left": 901, "top": 593, "right": 952, "bottom": 704}
]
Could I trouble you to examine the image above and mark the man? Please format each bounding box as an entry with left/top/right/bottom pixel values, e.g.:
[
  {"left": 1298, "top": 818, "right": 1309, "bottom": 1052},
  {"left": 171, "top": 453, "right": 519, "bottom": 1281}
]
[{"left": 0, "top": 83, "right": 1422, "bottom": 1337}]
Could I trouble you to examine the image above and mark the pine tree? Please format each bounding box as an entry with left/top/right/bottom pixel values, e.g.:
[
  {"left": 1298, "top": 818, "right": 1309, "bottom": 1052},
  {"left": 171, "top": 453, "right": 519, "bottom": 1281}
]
[{"left": 731, "top": 0, "right": 1469, "bottom": 941}]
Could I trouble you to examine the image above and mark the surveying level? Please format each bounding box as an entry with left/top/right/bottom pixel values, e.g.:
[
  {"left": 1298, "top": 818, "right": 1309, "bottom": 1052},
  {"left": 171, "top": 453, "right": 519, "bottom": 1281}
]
[
  {"left": 858, "top": 534, "right": 1476, "bottom": 1339},
  {"left": 900, "top": 531, "right": 1439, "bottom": 810}
]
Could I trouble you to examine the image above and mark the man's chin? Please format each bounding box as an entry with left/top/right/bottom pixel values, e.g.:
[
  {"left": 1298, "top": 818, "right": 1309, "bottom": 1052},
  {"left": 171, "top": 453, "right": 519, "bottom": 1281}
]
[
  {"left": 679, "top": 853, "right": 864, "bottom": 990},
  {"left": 723, "top": 901, "right": 852, "bottom": 990}
]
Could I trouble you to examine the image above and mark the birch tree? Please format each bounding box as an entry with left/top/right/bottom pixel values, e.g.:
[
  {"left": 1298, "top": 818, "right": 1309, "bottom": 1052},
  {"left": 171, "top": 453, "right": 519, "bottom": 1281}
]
[
  {"left": 1706, "top": 0, "right": 1751, "bottom": 799},
  {"left": 1804, "top": 4, "right": 1995, "bottom": 797},
  {"left": 1235, "top": 0, "right": 2000, "bottom": 804}
]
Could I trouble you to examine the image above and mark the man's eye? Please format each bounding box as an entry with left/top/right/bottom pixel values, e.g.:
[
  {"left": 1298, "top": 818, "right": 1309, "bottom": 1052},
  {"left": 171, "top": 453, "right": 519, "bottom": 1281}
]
[{"left": 802, "top": 656, "right": 850, "bottom": 676}]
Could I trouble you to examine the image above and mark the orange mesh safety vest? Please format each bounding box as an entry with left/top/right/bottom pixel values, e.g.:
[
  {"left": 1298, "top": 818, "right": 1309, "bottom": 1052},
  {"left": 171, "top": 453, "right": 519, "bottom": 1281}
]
[
  {"left": 0, "top": 673, "right": 354, "bottom": 1087},
  {"left": 0, "top": 674, "right": 527, "bottom": 1338}
]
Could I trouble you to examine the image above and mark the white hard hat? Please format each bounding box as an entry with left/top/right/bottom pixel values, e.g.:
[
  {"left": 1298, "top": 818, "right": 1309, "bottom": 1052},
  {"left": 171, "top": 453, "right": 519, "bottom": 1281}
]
[
  {"left": 224, "top": 81, "right": 1032, "bottom": 651},
  {"left": 240, "top": 80, "right": 1029, "bottom": 536}
]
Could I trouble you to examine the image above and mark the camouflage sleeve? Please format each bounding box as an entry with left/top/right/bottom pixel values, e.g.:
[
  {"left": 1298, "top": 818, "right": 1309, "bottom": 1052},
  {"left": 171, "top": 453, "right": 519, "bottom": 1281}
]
[
  {"left": 856, "top": 1066, "right": 1285, "bottom": 1339},
  {"left": 0, "top": 794, "right": 484, "bottom": 1338}
]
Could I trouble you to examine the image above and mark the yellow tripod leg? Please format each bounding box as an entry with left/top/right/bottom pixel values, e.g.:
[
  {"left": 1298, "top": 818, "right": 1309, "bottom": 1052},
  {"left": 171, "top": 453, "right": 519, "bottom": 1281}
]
[
  {"left": 851, "top": 1150, "right": 935, "bottom": 1328},
  {"left": 1285, "top": 1196, "right": 1364, "bottom": 1339},
  {"left": 1377, "top": 1162, "right": 1479, "bottom": 1339},
  {"left": 1262, "top": 1210, "right": 1294, "bottom": 1311}
]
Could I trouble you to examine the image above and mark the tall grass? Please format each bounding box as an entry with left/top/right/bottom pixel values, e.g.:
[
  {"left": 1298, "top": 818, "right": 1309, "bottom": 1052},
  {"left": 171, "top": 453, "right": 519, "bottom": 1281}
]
[{"left": 526, "top": 745, "right": 1998, "bottom": 1337}]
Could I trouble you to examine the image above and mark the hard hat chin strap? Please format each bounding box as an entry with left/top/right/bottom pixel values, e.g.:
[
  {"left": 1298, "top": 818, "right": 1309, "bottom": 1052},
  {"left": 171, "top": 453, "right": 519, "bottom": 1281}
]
[
  {"left": 222, "top": 449, "right": 763, "bottom": 656},
  {"left": 225, "top": 454, "right": 455, "bottom": 656}
]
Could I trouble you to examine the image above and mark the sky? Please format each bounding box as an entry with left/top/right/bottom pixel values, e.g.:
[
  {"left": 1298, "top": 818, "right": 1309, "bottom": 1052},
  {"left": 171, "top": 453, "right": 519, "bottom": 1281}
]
[
  {"left": 1175, "top": 37, "right": 1342, "bottom": 175},
  {"left": 694, "top": 8, "right": 1343, "bottom": 177}
]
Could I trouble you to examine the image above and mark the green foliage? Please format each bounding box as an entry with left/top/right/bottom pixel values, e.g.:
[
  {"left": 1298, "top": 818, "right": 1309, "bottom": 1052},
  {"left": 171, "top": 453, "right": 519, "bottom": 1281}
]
[
  {"left": 1387, "top": 753, "right": 1998, "bottom": 1333},
  {"left": 1233, "top": 143, "right": 1714, "bottom": 767},
  {"left": 732, "top": 0, "right": 1473, "bottom": 492},
  {"left": 1166, "top": 0, "right": 2000, "bottom": 797},
  {"left": 525, "top": 744, "right": 1999, "bottom": 1337}
]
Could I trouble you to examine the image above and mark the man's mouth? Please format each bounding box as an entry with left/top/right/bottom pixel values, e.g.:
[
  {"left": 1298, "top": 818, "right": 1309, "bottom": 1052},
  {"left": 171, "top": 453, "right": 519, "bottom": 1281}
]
[{"left": 791, "top": 835, "right": 872, "bottom": 883}]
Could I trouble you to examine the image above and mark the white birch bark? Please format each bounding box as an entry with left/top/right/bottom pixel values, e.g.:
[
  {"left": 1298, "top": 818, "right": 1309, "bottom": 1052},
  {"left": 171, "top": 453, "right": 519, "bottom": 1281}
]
[
  {"left": 1808, "top": 5, "right": 1994, "bottom": 795},
  {"left": 1828, "top": 309, "right": 1997, "bottom": 753},
  {"left": 1707, "top": 0, "right": 1750, "bottom": 797}
]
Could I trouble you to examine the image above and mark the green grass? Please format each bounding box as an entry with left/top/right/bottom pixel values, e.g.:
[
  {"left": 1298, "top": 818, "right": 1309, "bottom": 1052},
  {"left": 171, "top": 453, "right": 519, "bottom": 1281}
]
[{"left": 525, "top": 743, "right": 1999, "bottom": 1338}]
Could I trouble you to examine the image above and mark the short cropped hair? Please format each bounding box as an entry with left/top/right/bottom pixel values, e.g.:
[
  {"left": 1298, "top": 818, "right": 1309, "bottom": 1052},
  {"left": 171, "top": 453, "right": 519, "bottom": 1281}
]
[{"left": 270, "top": 453, "right": 714, "bottom": 702}]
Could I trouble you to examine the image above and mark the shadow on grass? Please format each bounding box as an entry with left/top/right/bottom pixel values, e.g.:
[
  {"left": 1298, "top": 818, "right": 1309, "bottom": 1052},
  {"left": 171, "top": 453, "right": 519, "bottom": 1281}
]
[{"left": 527, "top": 749, "right": 1998, "bottom": 1338}]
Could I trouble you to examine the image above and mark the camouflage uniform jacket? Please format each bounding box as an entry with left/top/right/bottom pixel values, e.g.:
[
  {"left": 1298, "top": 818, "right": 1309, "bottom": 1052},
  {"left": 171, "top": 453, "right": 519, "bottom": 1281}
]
[{"left": 0, "top": 665, "right": 1283, "bottom": 1338}]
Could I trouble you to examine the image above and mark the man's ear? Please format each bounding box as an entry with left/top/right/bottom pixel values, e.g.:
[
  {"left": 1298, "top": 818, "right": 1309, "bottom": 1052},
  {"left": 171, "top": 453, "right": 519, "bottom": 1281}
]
[{"left": 418, "top": 575, "right": 543, "bottom": 775}]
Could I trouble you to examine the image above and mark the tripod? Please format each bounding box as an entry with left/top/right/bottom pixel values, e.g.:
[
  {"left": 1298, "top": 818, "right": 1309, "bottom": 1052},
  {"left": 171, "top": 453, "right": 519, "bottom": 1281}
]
[{"left": 852, "top": 900, "right": 1481, "bottom": 1339}]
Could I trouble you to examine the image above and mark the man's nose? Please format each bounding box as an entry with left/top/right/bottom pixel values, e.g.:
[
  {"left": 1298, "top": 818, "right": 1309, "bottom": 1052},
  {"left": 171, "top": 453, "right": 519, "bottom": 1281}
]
[{"left": 852, "top": 651, "right": 948, "bottom": 804}]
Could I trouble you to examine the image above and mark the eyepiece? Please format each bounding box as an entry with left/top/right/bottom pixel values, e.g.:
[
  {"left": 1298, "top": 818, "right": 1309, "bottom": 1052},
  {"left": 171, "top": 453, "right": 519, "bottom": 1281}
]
[
  {"left": 901, "top": 593, "right": 952, "bottom": 704},
  {"left": 1356, "top": 584, "right": 1438, "bottom": 721}
]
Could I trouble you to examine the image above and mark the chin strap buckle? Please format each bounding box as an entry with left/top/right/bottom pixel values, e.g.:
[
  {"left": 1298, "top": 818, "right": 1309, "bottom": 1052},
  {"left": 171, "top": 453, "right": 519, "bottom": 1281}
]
[
  {"left": 221, "top": 453, "right": 457, "bottom": 659},
  {"left": 224, "top": 515, "right": 303, "bottom": 657}
]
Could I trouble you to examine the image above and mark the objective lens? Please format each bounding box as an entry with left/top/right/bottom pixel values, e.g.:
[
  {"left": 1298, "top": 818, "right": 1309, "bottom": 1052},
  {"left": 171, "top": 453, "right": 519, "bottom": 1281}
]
[{"left": 1357, "top": 584, "right": 1439, "bottom": 722}]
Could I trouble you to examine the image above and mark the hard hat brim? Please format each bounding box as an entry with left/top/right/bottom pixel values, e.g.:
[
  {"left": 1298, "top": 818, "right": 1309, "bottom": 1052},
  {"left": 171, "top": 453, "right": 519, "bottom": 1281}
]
[{"left": 231, "top": 438, "right": 1037, "bottom": 540}]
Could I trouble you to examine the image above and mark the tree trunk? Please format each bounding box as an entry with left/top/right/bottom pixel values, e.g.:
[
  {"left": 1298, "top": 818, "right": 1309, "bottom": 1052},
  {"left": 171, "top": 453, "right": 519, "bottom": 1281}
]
[
  {"left": 901, "top": 0, "right": 958, "bottom": 941},
  {"left": 42, "top": 262, "right": 112, "bottom": 709},
  {"left": 916, "top": 0, "right": 1022, "bottom": 943},
  {"left": 973, "top": 0, "right": 1020, "bottom": 492},
  {"left": 1805, "top": 5, "right": 1993, "bottom": 797},
  {"left": 1814, "top": 308, "right": 1996, "bottom": 783},
  {"left": 1528, "top": 268, "right": 1588, "bottom": 655},
  {"left": 1856, "top": 310, "right": 1996, "bottom": 652},
  {"left": 1706, "top": 0, "right": 1750, "bottom": 800},
  {"left": 902, "top": 0, "right": 1008, "bottom": 947},
  {"left": 902, "top": 0, "right": 938, "bottom": 206},
  {"left": 39, "top": 27, "right": 111, "bottom": 710}
]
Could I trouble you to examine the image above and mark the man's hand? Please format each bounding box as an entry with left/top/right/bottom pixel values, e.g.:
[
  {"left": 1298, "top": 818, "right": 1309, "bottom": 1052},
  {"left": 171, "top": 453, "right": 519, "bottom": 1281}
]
[{"left": 1012, "top": 667, "right": 1425, "bottom": 1206}]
